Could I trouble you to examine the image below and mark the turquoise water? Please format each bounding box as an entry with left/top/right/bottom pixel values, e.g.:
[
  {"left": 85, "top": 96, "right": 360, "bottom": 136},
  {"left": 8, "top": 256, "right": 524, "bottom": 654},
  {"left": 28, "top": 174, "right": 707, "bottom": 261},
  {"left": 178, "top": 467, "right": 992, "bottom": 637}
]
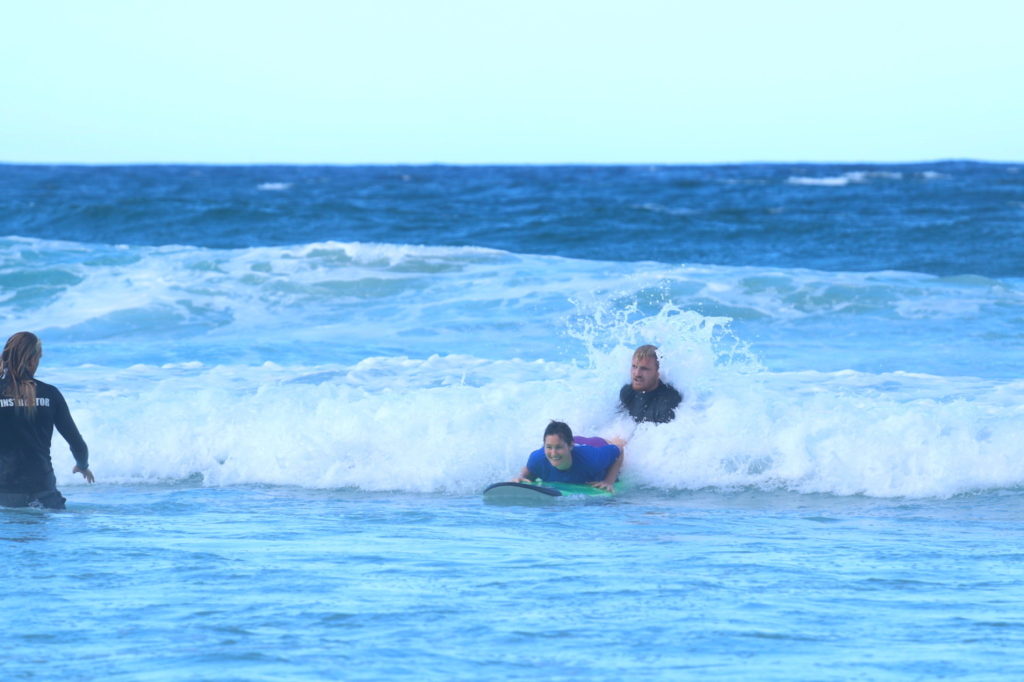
[
  {"left": 2, "top": 163, "right": 1024, "bottom": 678},
  {"left": 7, "top": 485, "right": 1024, "bottom": 680}
]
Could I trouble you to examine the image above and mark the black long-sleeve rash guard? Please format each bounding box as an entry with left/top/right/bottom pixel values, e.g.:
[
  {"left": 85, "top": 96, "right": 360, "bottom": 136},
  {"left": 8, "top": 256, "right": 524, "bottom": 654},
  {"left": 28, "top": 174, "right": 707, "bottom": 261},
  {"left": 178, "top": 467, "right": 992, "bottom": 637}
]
[
  {"left": 619, "top": 381, "right": 683, "bottom": 424},
  {"left": 0, "top": 379, "right": 88, "bottom": 491}
]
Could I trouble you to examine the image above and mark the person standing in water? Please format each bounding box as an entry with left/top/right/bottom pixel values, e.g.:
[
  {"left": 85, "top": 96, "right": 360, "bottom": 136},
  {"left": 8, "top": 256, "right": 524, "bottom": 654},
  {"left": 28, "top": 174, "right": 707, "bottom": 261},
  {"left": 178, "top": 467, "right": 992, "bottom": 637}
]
[
  {"left": 0, "top": 332, "right": 93, "bottom": 509},
  {"left": 619, "top": 344, "right": 682, "bottom": 424}
]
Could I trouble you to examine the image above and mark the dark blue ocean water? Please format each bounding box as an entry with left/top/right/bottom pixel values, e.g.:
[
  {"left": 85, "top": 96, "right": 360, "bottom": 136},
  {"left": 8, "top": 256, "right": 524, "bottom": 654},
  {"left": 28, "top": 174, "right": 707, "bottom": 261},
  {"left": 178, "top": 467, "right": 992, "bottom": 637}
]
[
  {"left": 4, "top": 162, "right": 1022, "bottom": 276},
  {"left": 2, "top": 162, "right": 1024, "bottom": 680}
]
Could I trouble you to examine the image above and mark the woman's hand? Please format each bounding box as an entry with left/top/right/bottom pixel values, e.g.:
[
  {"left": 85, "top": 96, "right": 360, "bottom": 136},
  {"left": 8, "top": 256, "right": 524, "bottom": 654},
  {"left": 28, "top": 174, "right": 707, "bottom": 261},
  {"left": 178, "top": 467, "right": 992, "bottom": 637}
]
[
  {"left": 588, "top": 480, "right": 615, "bottom": 492},
  {"left": 73, "top": 465, "right": 95, "bottom": 483}
]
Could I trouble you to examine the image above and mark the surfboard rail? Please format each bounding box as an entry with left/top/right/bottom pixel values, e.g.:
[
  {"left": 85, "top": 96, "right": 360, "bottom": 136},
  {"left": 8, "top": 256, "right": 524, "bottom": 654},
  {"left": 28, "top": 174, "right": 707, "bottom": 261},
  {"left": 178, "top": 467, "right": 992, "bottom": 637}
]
[{"left": 482, "top": 481, "right": 614, "bottom": 504}]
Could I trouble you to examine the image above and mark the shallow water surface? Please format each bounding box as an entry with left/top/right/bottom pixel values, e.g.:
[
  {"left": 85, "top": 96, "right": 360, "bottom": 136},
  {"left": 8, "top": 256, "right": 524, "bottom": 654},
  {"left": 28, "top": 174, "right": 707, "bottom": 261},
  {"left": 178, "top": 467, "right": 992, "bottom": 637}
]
[{"left": 5, "top": 485, "right": 1024, "bottom": 680}]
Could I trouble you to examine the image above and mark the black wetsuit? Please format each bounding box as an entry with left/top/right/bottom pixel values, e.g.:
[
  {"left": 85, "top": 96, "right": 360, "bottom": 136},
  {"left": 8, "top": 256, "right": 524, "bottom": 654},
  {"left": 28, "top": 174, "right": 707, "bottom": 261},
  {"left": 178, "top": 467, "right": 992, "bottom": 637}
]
[
  {"left": 619, "top": 381, "right": 682, "bottom": 424},
  {"left": 0, "top": 379, "right": 89, "bottom": 509}
]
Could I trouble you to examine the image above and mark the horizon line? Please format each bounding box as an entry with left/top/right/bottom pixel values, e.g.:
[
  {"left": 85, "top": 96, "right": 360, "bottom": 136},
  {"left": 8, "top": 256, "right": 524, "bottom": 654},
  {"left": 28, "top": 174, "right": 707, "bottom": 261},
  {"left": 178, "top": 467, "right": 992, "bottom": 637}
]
[{"left": 2, "top": 157, "right": 1021, "bottom": 168}]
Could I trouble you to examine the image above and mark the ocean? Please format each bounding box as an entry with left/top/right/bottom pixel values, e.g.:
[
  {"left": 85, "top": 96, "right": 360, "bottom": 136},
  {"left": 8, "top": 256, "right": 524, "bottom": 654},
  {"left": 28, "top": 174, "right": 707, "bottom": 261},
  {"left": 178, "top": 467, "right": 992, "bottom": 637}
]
[{"left": 2, "top": 162, "right": 1023, "bottom": 679}]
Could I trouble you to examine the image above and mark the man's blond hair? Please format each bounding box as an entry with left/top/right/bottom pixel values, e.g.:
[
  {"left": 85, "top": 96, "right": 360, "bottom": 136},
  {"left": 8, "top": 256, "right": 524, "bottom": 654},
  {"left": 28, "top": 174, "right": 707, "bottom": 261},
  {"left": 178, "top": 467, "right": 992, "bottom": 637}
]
[{"left": 633, "top": 344, "right": 659, "bottom": 368}]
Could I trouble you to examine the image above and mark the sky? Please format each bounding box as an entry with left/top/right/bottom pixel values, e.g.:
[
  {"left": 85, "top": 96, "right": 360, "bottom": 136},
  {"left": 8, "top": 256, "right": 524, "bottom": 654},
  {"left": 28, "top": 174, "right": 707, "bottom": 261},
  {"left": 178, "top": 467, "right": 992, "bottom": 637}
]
[{"left": 2, "top": 0, "right": 1022, "bottom": 164}]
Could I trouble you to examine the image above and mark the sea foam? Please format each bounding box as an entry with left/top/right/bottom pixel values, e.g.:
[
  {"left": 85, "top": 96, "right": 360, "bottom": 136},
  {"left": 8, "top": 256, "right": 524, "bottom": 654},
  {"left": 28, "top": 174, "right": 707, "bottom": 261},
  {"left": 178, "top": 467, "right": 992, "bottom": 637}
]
[{"left": 46, "top": 304, "right": 1024, "bottom": 499}]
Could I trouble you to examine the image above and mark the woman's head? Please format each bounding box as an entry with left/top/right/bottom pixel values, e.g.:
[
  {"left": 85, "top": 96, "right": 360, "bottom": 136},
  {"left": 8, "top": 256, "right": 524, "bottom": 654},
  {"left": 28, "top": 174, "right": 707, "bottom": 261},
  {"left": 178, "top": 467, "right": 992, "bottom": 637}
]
[
  {"left": 542, "top": 421, "right": 574, "bottom": 471},
  {"left": 2, "top": 331, "right": 42, "bottom": 379},
  {"left": 543, "top": 420, "right": 573, "bottom": 447}
]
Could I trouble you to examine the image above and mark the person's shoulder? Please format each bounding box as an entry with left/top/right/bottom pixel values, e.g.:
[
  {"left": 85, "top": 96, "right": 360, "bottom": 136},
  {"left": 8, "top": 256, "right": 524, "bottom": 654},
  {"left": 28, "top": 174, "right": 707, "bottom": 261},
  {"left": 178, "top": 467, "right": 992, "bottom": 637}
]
[
  {"left": 33, "top": 379, "right": 62, "bottom": 396},
  {"left": 33, "top": 381, "right": 70, "bottom": 410},
  {"left": 660, "top": 382, "right": 683, "bottom": 404},
  {"left": 619, "top": 383, "right": 633, "bottom": 401},
  {"left": 527, "top": 448, "right": 547, "bottom": 467},
  {"left": 526, "top": 448, "right": 551, "bottom": 475}
]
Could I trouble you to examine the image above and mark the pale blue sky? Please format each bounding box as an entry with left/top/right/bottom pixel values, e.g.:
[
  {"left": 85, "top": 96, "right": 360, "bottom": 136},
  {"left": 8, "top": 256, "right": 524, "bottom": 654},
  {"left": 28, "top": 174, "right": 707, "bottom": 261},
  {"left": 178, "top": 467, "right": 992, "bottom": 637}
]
[{"left": 2, "top": 0, "right": 1021, "bottom": 163}]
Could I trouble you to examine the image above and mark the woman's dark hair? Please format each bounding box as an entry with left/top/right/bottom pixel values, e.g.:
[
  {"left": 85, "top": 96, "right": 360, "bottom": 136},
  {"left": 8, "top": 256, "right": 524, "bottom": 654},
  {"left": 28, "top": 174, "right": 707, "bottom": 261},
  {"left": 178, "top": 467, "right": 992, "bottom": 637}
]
[{"left": 543, "top": 420, "right": 573, "bottom": 446}]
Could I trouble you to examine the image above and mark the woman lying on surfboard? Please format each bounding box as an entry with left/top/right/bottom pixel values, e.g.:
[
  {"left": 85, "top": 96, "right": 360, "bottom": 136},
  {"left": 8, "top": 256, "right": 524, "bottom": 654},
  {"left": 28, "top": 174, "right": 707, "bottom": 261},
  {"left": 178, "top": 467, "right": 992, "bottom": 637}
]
[{"left": 512, "top": 421, "right": 624, "bottom": 492}]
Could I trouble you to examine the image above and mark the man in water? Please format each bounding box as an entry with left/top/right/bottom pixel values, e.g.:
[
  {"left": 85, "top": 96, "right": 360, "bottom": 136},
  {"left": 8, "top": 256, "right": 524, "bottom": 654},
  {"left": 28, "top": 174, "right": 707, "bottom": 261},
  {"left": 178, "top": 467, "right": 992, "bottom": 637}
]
[{"left": 619, "top": 344, "right": 682, "bottom": 424}]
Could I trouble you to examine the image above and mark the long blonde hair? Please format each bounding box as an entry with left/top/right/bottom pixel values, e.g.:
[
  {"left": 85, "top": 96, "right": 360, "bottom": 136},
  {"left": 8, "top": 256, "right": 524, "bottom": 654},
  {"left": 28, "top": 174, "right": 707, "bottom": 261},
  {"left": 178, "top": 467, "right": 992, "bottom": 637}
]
[{"left": 1, "top": 331, "right": 42, "bottom": 415}]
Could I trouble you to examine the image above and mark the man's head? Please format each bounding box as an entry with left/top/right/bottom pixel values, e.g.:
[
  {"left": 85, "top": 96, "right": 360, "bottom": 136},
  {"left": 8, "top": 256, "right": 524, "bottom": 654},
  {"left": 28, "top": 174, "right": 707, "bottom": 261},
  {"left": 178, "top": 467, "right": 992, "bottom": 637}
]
[{"left": 630, "top": 344, "right": 661, "bottom": 392}]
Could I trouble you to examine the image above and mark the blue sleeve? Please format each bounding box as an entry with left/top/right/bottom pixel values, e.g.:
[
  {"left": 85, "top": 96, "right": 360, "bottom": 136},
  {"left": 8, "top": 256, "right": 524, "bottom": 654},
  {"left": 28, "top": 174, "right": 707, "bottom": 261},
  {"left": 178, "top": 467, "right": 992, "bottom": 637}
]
[
  {"left": 573, "top": 444, "right": 620, "bottom": 480},
  {"left": 593, "top": 444, "right": 621, "bottom": 471},
  {"left": 525, "top": 448, "right": 548, "bottom": 478}
]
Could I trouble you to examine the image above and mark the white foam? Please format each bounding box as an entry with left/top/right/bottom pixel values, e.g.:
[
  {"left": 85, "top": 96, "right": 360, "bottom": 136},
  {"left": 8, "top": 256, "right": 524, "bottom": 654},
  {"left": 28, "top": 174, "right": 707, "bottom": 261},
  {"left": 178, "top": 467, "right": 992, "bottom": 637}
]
[
  {"left": 6, "top": 237, "right": 1018, "bottom": 346},
  {"left": 42, "top": 305, "right": 1024, "bottom": 499},
  {"left": 634, "top": 202, "right": 698, "bottom": 216},
  {"left": 787, "top": 171, "right": 903, "bottom": 186},
  {"left": 6, "top": 236, "right": 1021, "bottom": 499},
  {"left": 787, "top": 176, "right": 851, "bottom": 187}
]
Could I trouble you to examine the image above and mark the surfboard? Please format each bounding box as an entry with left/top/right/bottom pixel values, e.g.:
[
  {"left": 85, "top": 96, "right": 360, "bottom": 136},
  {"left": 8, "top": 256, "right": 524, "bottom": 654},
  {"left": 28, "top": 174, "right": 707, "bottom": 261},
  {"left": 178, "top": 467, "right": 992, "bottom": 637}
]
[{"left": 482, "top": 481, "right": 614, "bottom": 504}]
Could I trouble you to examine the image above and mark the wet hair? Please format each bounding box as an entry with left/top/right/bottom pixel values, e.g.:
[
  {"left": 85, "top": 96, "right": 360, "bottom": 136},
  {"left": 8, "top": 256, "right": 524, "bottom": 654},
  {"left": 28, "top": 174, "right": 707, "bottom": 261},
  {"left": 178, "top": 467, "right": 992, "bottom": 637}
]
[
  {"left": 633, "top": 344, "right": 660, "bottom": 368},
  {"left": 543, "top": 420, "right": 574, "bottom": 447},
  {"left": 1, "top": 331, "right": 42, "bottom": 416}
]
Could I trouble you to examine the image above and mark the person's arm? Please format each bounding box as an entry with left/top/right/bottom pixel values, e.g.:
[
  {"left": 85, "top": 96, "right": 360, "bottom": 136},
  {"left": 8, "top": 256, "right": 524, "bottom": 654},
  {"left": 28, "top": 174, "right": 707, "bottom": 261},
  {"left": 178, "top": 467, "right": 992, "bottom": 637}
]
[
  {"left": 590, "top": 439, "right": 625, "bottom": 491},
  {"left": 511, "top": 466, "right": 535, "bottom": 483},
  {"left": 73, "top": 465, "right": 95, "bottom": 483},
  {"left": 513, "top": 449, "right": 546, "bottom": 483},
  {"left": 52, "top": 389, "right": 95, "bottom": 484}
]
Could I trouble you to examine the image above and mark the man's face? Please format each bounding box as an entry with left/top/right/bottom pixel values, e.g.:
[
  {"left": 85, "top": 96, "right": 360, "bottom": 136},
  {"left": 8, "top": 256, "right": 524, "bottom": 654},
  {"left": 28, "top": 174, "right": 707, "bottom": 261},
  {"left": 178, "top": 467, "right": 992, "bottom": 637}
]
[{"left": 631, "top": 355, "right": 660, "bottom": 392}]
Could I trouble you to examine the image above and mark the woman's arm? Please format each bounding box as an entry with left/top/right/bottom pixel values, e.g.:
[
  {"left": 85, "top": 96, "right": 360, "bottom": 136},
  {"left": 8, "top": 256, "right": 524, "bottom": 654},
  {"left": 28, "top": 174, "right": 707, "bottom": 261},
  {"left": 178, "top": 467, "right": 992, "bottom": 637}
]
[
  {"left": 511, "top": 466, "right": 535, "bottom": 483},
  {"left": 590, "top": 438, "right": 625, "bottom": 491},
  {"left": 52, "top": 388, "right": 93, "bottom": 481},
  {"left": 73, "top": 465, "right": 95, "bottom": 483}
]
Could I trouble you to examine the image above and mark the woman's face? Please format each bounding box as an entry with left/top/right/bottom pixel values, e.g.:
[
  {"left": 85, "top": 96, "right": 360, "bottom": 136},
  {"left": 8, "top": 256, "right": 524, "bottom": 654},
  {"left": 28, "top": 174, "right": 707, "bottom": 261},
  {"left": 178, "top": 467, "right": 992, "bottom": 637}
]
[{"left": 543, "top": 434, "right": 573, "bottom": 470}]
